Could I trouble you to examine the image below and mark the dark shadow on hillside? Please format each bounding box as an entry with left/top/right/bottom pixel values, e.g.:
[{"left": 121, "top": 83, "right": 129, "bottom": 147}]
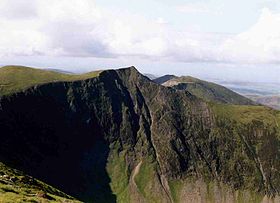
[
  {"left": 0, "top": 82, "right": 117, "bottom": 203},
  {"left": 79, "top": 139, "right": 117, "bottom": 203}
]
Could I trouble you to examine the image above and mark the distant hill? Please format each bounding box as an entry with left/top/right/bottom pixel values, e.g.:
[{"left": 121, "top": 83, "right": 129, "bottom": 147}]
[
  {"left": 153, "top": 74, "right": 177, "bottom": 84},
  {"left": 154, "top": 75, "right": 255, "bottom": 105},
  {"left": 0, "top": 65, "right": 101, "bottom": 96},
  {"left": 44, "top": 68, "right": 74, "bottom": 74},
  {"left": 210, "top": 80, "right": 280, "bottom": 110},
  {"left": 144, "top": 73, "right": 158, "bottom": 80},
  {"left": 247, "top": 95, "right": 280, "bottom": 110},
  {"left": 215, "top": 81, "right": 280, "bottom": 96}
]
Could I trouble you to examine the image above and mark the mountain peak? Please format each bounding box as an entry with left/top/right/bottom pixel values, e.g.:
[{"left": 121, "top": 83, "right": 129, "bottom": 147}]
[
  {"left": 112, "top": 66, "right": 146, "bottom": 81},
  {"left": 117, "top": 66, "right": 138, "bottom": 72}
]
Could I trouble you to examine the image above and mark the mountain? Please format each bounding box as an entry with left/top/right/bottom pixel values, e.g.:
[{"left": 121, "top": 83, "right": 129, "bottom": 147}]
[
  {"left": 153, "top": 74, "right": 177, "bottom": 84},
  {"left": 44, "top": 68, "right": 75, "bottom": 74},
  {"left": 247, "top": 95, "right": 280, "bottom": 110},
  {"left": 213, "top": 81, "right": 280, "bottom": 96},
  {"left": 154, "top": 75, "right": 255, "bottom": 105},
  {"left": 143, "top": 73, "right": 158, "bottom": 80},
  {"left": 0, "top": 66, "right": 280, "bottom": 203},
  {"left": 207, "top": 80, "right": 280, "bottom": 110},
  {"left": 0, "top": 65, "right": 101, "bottom": 96}
]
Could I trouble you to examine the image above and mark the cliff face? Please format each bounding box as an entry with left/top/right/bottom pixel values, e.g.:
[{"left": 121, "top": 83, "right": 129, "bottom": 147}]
[{"left": 0, "top": 67, "right": 279, "bottom": 203}]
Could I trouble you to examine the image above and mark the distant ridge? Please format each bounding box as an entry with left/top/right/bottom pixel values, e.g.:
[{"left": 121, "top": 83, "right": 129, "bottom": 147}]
[
  {"left": 44, "top": 68, "right": 74, "bottom": 74},
  {"left": 0, "top": 65, "right": 101, "bottom": 96},
  {"left": 154, "top": 75, "right": 255, "bottom": 105},
  {"left": 144, "top": 73, "right": 158, "bottom": 80},
  {"left": 153, "top": 74, "right": 177, "bottom": 84}
]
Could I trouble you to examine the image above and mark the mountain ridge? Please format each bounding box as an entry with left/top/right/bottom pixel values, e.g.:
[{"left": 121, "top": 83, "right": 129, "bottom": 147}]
[
  {"left": 153, "top": 74, "right": 256, "bottom": 105},
  {"left": 0, "top": 66, "right": 279, "bottom": 203},
  {"left": 0, "top": 65, "right": 102, "bottom": 96},
  {"left": 153, "top": 74, "right": 177, "bottom": 84}
]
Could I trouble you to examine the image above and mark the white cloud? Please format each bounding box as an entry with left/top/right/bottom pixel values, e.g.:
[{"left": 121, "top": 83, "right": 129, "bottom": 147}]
[
  {"left": 221, "top": 8, "right": 280, "bottom": 63},
  {"left": 0, "top": 1, "right": 280, "bottom": 65},
  {"left": 175, "top": 2, "right": 215, "bottom": 14},
  {"left": 156, "top": 18, "right": 169, "bottom": 25},
  {"left": 176, "top": 1, "right": 223, "bottom": 15},
  {"left": 0, "top": 0, "right": 169, "bottom": 58},
  {"left": 0, "top": 0, "right": 38, "bottom": 19}
]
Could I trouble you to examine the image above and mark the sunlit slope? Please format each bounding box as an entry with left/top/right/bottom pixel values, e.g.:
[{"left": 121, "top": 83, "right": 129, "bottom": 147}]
[
  {"left": 0, "top": 162, "right": 80, "bottom": 203},
  {"left": 212, "top": 103, "right": 280, "bottom": 124},
  {"left": 155, "top": 75, "right": 255, "bottom": 105},
  {"left": 0, "top": 65, "right": 102, "bottom": 96}
]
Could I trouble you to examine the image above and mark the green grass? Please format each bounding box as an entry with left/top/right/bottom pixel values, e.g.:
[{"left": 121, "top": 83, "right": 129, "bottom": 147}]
[
  {"left": 165, "top": 76, "right": 254, "bottom": 105},
  {"left": 134, "top": 158, "right": 164, "bottom": 203},
  {"left": 0, "top": 162, "right": 80, "bottom": 203},
  {"left": 168, "top": 179, "right": 184, "bottom": 203},
  {"left": 106, "top": 144, "right": 130, "bottom": 203},
  {"left": 211, "top": 103, "right": 280, "bottom": 126},
  {"left": 210, "top": 103, "right": 280, "bottom": 196},
  {"left": 134, "top": 159, "right": 154, "bottom": 197},
  {"left": 0, "top": 65, "right": 102, "bottom": 96}
]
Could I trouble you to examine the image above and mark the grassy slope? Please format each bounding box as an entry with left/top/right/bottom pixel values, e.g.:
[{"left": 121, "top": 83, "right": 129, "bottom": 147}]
[
  {"left": 0, "top": 162, "right": 80, "bottom": 203},
  {"left": 0, "top": 66, "right": 102, "bottom": 96},
  {"left": 167, "top": 104, "right": 280, "bottom": 203},
  {"left": 212, "top": 104, "right": 280, "bottom": 192},
  {"left": 211, "top": 103, "right": 280, "bottom": 125},
  {"left": 163, "top": 76, "right": 254, "bottom": 105},
  {"left": 107, "top": 146, "right": 130, "bottom": 203}
]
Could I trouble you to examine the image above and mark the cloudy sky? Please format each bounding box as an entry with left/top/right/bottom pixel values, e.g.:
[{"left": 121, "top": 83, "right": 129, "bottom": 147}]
[{"left": 0, "top": 0, "right": 280, "bottom": 82}]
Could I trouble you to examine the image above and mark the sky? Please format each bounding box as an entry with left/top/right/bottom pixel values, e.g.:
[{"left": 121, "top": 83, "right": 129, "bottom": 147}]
[{"left": 0, "top": 0, "right": 280, "bottom": 83}]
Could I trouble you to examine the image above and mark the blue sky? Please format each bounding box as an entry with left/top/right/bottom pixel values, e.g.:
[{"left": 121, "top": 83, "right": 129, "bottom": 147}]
[{"left": 0, "top": 0, "right": 280, "bottom": 83}]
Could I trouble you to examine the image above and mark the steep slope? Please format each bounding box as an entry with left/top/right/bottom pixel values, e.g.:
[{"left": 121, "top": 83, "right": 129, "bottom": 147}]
[
  {"left": 0, "top": 65, "right": 101, "bottom": 96},
  {"left": 154, "top": 75, "right": 255, "bottom": 105},
  {"left": 0, "top": 66, "right": 279, "bottom": 203}
]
